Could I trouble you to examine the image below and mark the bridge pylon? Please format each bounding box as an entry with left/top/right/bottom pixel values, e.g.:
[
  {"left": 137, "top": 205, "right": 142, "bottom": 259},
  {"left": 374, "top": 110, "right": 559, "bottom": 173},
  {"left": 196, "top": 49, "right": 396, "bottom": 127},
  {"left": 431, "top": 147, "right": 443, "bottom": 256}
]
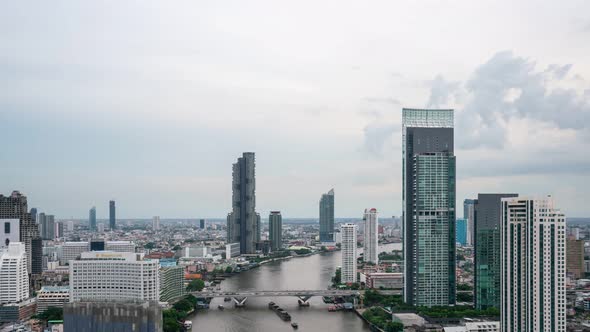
[
  {"left": 296, "top": 295, "right": 312, "bottom": 306},
  {"left": 232, "top": 297, "right": 247, "bottom": 307}
]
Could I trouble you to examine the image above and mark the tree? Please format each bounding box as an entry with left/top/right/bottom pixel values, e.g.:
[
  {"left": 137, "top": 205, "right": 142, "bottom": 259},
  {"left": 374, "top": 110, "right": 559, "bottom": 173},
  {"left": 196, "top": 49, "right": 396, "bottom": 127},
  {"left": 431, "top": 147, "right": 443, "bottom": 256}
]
[
  {"left": 144, "top": 242, "right": 156, "bottom": 250},
  {"left": 163, "top": 309, "right": 182, "bottom": 332},
  {"left": 186, "top": 279, "right": 205, "bottom": 292},
  {"left": 35, "top": 307, "right": 63, "bottom": 321},
  {"left": 225, "top": 266, "right": 233, "bottom": 273},
  {"left": 173, "top": 299, "right": 193, "bottom": 312},
  {"left": 331, "top": 268, "right": 341, "bottom": 286}
]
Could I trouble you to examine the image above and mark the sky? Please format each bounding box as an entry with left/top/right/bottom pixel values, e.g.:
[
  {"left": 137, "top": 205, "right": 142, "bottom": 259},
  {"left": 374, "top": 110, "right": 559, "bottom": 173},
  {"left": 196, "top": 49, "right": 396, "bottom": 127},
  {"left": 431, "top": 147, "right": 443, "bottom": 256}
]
[{"left": 1, "top": 1, "right": 589, "bottom": 218}]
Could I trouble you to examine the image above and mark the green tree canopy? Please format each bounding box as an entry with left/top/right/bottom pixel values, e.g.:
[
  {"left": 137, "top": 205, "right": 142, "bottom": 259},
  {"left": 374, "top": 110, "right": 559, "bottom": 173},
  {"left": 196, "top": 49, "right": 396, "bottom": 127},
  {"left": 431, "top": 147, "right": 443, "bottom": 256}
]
[{"left": 186, "top": 279, "right": 205, "bottom": 292}]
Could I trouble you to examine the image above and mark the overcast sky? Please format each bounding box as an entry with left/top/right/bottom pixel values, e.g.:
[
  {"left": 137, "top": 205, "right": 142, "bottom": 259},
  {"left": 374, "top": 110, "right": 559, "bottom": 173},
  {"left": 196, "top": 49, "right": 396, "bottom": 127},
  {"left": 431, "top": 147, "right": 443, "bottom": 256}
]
[{"left": 1, "top": 1, "right": 589, "bottom": 219}]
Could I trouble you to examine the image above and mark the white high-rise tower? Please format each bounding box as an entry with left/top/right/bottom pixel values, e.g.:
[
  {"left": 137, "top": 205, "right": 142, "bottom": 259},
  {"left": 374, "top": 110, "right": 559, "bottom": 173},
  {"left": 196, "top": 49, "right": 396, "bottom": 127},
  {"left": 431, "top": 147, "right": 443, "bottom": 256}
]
[
  {"left": 0, "top": 242, "right": 29, "bottom": 304},
  {"left": 501, "top": 196, "right": 566, "bottom": 332},
  {"left": 363, "top": 208, "right": 378, "bottom": 264},
  {"left": 341, "top": 223, "right": 357, "bottom": 284}
]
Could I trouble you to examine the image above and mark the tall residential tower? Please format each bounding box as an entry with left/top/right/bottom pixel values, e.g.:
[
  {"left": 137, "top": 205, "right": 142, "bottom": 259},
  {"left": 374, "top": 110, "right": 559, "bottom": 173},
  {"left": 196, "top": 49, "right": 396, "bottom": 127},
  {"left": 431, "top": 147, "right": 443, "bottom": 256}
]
[
  {"left": 109, "top": 200, "right": 116, "bottom": 230},
  {"left": 319, "top": 189, "right": 335, "bottom": 242},
  {"left": 500, "top": 196, "right": 566, "bottom": 332},
  {"left": 269, "top": 211, "right": 282, "bottom": 251},
  {"left": 341, "top": 223, "right": 357, "bottom": 284},
  {"left": 473, "top": 193, "right": 517, "bottom": 310},
  {"left": 363, "top": 208, "right": 378, "bottom": 264},
  {"left": 402, "top": 108, "right": 456, "bottom": 306},
  {"left": 226, "top": 152, "right": 260, "bottom": 254},
  {"left": 89, "top": 207, "right": 97, "bottom": 231}
]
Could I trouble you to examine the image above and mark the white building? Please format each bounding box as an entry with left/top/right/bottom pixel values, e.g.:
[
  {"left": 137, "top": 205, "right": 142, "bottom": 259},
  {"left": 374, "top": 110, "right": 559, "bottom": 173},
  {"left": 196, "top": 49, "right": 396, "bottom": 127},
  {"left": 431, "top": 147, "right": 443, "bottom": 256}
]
[
  {"left": 363, "top": 208, "right": 378, "bottom": 264},
  {"left": 0, "top": 242, "right": 29, "bottom": 304},
  {"left": 341, "top": 223, "right": 357, "bottom": 284},
  {"left": 501, "top": 196, "right": 566, "bottom": 332},
  {"left": 0, "top": 219, "right": 19, "bottom": 249},
  {"left": 69, "top": 251, "right": 159, "bottom": 302},
  {"left": 444, "top": 321, "right": 500, "bottom": 332},
  {"left": 66, "top": 220, "right": 75, "bottom": 232},
  {"left": 226, "top": 242, "right": 240, "bottom": 259},
  {"left": 152, "top": 216, "right": 160, "bottom": 231},
  {"left": 60, "top": 241, "right": 90, "bottom": 265},
  {"left": 37, "top": 286, "right": 69, "bottom": 313},
  {"left": 105, "top": 241, "right": 135, "bottom": 253}
]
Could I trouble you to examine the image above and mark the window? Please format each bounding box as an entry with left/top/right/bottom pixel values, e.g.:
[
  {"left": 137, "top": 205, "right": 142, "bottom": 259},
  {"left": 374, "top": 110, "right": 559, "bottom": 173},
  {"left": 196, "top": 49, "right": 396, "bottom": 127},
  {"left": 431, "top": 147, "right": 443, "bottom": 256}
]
[{"left": 4, "top": 222, "right": 9, "bottom": 234}]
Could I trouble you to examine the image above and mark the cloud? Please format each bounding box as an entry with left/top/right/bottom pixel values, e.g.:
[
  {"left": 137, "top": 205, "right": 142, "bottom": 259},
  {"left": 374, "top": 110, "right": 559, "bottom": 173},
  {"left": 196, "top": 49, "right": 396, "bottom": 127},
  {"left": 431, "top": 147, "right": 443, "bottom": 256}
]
[
  {"left": 426, "top": 75, "right": 460, "bottom": 108},
  {"left": 545, "top": 63, "right": 572, "bottom": 80}
]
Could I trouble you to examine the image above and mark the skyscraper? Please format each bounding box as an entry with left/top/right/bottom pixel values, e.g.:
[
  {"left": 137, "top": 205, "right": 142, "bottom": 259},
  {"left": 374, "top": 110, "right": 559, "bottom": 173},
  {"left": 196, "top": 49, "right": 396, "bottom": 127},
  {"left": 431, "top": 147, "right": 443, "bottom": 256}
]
[
  {"left": 500, "top": 196, "right": 566, "bottom": 332},
  {"left": 0, "top": 242, "right": 29, "bottom": 304},
  {"left": 319, "top": 189, "right": 335, "bottom": 242},
  {"left": 109, "top": 200, "right": 116, "bottom": 230},
  {"left": 199, "top": 219, "right": 205, "bottom": 229},
  {"left": 41, "top": 214, "right": 55, "bottom": 240},
  {"left": 152, "top": 216, "right": 160, "bottom": 231},
  {"left": 0, "top": 191, "right": 41, "bottom": 273},
  {"left": 226, "top": 152, "right": 259, "bottom": 254},
  {"left": 455, "top": 218, "right": 467, "bottom": 246},
  {"left": 269, "top": 211, "right": 282, "bottom": 251},
  {"left": 89, "top": 207, "right": 96, "bottom": 231},
  {"left": 566, "top": 236, "right": 584, "bottom": 280},
  {"left": 464, "top": 199, "right": 476, "bottom": 246},
  {"left": 341, "top": 223, "right": 357, "bottom": 284},
  {"left": 402, "top": 108, "right": 456, "bottom": 306},
  {"left": 363, "top": 208, "right": 378, "bottom": 264},
  {"left": 474, "top": 193, "right": 517, "bottom": 310}
]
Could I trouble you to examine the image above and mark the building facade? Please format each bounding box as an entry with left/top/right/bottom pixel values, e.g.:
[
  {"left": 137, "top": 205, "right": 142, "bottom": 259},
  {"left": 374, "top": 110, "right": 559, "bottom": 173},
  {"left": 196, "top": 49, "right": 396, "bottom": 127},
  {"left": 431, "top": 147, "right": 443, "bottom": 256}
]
[
  {"left": 1, "top": 219, "right": 19, "bottom": 249},
  {"left": 366, "top": 273, "right": 403, "bottom": 290},
  {"left": 60, "top": 242, "right": 90, "bottom": 265},
  {"left": 89, "top": 207, "right": 96, "bottom": 231},
  {"left": 363, "top": 208, "right": 378, "bottom": 264},
  {"left": 159, "top": 266, "right": 185, "bottom": 302},
  {"left": 226, "top": 152, "right": 259, "bottom": 254},
  {"left": 0, "top": 242, "right": 29, "bottom": 305},
  {"left": 105, "top": 241, "right": 135, "bottom": 253},
  {"left": 64, "top": 300, "right": 162, "bottom": 332},
  {"left": 402, "top": 108, "right": 456, "bottom": 306},
  {"left": 500, "top": 196, "right": 566, "bottom": 332},
  {"left": 269, "top": 211, "right": 282, "bottom": 251},
  {"left": 341, "top": 223, "right": 357, "bottom": 284},
  {"left": 109, "top": 200, "right": 116, "bottom": 230},
  {"left": 319, "top": 189, "right": 335, "bottom": 242},
  {"left": 0, "top": 191, "right": 41, "bottom": 274},
  {"left": 152, "top": 216, "right": 160, "bottom": 231},
  {"left": 464, "top": 199, "right": 476, "bottom": 246},
  {"left": 474, "top": 193, "right": 517, "bottom": 310},
  {"left": 36, "top": 286, "right": 69, "bottom": 313},
  {"left": 567, "top": 236, "right": 584, "bottom": 280},
  {"left": 69, "top": 251, "right": 159, "bottom": 302},
  {"left": 456, "top": 218, "right": 467, "bottom": 246}
]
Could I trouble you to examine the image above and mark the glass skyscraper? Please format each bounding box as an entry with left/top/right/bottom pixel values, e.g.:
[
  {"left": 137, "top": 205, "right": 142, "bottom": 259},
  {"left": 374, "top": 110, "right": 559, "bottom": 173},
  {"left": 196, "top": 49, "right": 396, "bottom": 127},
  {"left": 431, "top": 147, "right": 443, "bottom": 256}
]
[
  {"left": 455, "top": 218, "right": 467, "bottom": 246},
  {"left": 474, "top": 193, "right": 517, "bottom": 310},
  {"left": 89, "top": 206, "right": 97, "bottom": 231},
  {"left": 109, "top": 200, "right": 116, "bottom": 230},
  {"left": 319, "top": 189, "right": 334, "bottom": 242},
  {"left": 226, "top": 152, "right": 259, "bottom": 254},
  {"left": 402, "top": 108, "right": 456, "bottom": 306},
  {"left": 269, "top": 211, "right": 282, "bottom": 251}
]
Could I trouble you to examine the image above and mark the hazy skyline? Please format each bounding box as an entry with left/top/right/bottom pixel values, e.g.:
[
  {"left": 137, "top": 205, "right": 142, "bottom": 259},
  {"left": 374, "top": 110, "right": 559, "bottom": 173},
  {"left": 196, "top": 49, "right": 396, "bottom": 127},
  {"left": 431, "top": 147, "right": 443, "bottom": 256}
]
[{"left": 1, "top": 1, "right": 589, "bottom": 218}]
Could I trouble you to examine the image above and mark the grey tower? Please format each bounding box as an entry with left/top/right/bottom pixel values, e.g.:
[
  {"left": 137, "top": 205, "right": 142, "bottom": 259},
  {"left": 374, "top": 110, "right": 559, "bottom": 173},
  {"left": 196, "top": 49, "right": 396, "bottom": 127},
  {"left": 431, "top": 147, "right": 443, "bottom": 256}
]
[
  {"left": 402, "top": 108, "right": 456, "bottom": 307},
  {"left": 109, "top": 200, "right": 116, "bottom": 230},
  {"left": 269, "top": 211, "right": 282, "bottom": 251},
  {"left": 0, "top": 191, "right": 42, "bottom": 273},
  {"left": 89, "top": 207, "right": 97, "bottom": 231},
  {"left": 319, "top": 189, "right": 335, "bottom": 242},
  {"left": 474, "top": 193, "right": 517, "bottom": 310},
  {"left": 226, "top": 152, "right": 259, "bottom": 254}
]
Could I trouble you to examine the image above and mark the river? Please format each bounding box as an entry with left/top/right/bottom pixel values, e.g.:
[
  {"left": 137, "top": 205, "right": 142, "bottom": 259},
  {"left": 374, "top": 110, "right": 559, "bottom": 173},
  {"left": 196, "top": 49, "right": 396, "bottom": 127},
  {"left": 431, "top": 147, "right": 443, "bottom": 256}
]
[{"left": 191, "top": 243, "right": 402, "bottom": 332}]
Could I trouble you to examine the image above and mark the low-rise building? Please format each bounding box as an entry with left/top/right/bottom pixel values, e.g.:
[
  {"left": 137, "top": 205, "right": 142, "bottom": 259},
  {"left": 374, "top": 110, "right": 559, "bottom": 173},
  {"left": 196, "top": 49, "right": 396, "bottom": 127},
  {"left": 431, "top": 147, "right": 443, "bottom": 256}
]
[
  {"left": 365, "top": 272, "right": 403, "bottom": 290},
  {"left": 36, "top": 286, "right": 69, "bottom": 313}
]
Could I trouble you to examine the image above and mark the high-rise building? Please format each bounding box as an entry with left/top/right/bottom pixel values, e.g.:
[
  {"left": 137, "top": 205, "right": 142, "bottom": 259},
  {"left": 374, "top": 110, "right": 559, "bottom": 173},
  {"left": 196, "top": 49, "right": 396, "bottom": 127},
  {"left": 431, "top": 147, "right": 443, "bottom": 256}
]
[
  {"left": 0, "top": 242, "right": 29, "bottom": 304},
  {"left": 55, "top": 221, "right": 64, "bottom": 238},
  {"left": 31, "top": 238, "right": 42, "bottom": 274},
  {"left": 269, "top": 211, "right": 282, "bottom": 251},
  {"left": 363, "top": 208, "right": 378, "bottom": 264},
  {"left": 0, "top": 191, "right": 41, "bottom": 274},
  {"left": 474, "top": 193, "right": 517, "bottom": 310},
  {"left": 159, "top": 266, "right": 185, "bottom": 302},
  {"left": 402, "top": 108, "right": 456, "bottom": 306},
  {"left": 69, "top": 251, "right": 159, "bottom": 302},
  {"left": 199, "top": 219, "right": 205, "bottom": 229},
  {"left": 456, "top": 218, "right": 467, "bottom": 246},
  {"left": 464, "top": 199, "right": 476, "bottom": 246},
  {"left": 41, "top": 214, "right": 55, "bottom": 240},
  {"left": 29, "top": 208, "right": 37, "bottom": 222},
  {"left": 500, "top": 196, "right": 566, "bottom": 332},
  {"left": 60, "top": 242, "right": 90, "bottom": 265},
  {"left": 64, "top": 300, "right": 162, "bottom": 332},
  {"left": 341, "top": 223, "right": 357, "bottom": 284},
  {"left": 226, "top": 152, "right": 259, "bottom": 254},
  {"left": 89, "top": 207, "right": 96, "bottom": 231},
  {"left": 109, "top": 200, "right": 116, "bottom": 230},
  {"left": 567, "top": 236, "right": 584, "bottom": 280},
  {"left": 66, "top": 220, "right": 74, "bottom": 232},
  {"left": 152, "top": 216, "right": 160, "bottom": 231},
  {"left": 319, "top": 189, "right": 335, "bottom": 242}
]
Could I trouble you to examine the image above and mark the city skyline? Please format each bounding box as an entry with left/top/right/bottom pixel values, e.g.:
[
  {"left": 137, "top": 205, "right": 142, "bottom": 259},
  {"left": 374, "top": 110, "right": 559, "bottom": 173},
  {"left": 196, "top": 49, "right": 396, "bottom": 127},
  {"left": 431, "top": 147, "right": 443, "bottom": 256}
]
[{"left": 2, "top": 2, "right": 589, "bottom": 219}]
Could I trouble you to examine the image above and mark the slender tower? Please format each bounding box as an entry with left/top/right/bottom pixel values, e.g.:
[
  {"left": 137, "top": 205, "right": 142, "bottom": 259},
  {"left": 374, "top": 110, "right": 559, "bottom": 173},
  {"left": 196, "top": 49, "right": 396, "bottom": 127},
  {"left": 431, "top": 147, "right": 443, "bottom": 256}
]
[
  {"left": 109, "top": 200, "right": 116, "bottom": 230},
  {"left": 341, "top": 223, "right": 357, "bottom": 284},
  {"left": 363, "top": 208, "right": 378, "bottom": 264},
  {"left": 319, "top": 189, "right": 335, "bottom": 242},
  {"left": 402, "top": 108, "right": 456, "bottom": 306}
]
